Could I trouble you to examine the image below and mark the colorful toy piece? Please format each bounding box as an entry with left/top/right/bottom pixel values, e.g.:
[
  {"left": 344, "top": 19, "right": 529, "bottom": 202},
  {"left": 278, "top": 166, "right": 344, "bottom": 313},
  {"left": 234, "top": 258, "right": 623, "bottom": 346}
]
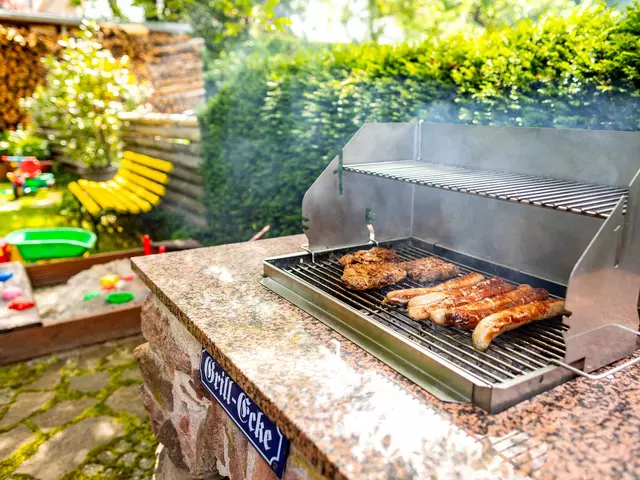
[
  {"left": 105, "top": 292, "right": 135, "bottom": 304},
  {"left": 122, "top": 273, "right": 135, "bottom": 282},
  {"left": 100, "top": 274, "right": 120, "bottom": 289},
  {"left": 8, "top": 298, "right": 36, "bottom": 311},
  {"left": 83, "top": 291, "right": 101, "bottom": 301},
  {"left": 2, "top": 286, "right": 22, "bottom": 301},
  {"left": 3, "top": 157, "right": 55, "bottom": 198},
  {"left": 0, "top": 271, "right": 13, "bottom": 282},
  {"left": 0, "top": 239, "right": 10, "bottom": 263}
]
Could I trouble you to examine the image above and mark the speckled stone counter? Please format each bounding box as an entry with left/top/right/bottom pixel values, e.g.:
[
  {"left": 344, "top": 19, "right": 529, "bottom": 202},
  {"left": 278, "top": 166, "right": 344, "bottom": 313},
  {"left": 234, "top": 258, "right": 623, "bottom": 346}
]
[{"left": 132, "top": 235, "right": 640, "bottom": 480}]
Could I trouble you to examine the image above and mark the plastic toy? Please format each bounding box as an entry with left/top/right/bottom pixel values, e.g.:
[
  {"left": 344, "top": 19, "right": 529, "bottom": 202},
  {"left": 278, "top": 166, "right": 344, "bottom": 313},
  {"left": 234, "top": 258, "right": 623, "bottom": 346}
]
[
  {"left": 2, "top": 157, "right": 55, "bottom": 197},
  {"left": 100, "top": 274, "right": 120, "bottom": 289},
  {"left": 6, "top": 228, "right": 96, "bottom": 262},
  {"left": 122, "top": 273, "right": 135, "bottom": 282},
  {"left": 8, "top": 298, "right": 36, "bottom": 311},
  {"left": 2, "top": 286, "right": 22, "bottom": 301},
  {"left": 0, "top": 271, "right": 13, "bottom": 282},
  {"left": 142, "top": 235, "right": 152, "bottom": 255},
  {"left": 83, "top": 291, "right": 101, "bottom": 301},
  {"left": 0, "top": 238, "right": 10, "bottom": 263},
  {"left": 105, "top": 292, "right": 135, "bottom": 304}
]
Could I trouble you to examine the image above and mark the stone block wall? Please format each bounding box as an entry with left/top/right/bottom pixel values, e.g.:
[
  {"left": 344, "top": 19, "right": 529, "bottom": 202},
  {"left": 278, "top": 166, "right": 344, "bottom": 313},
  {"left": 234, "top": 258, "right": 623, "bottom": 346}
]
[{"left": 135, "top": 295, "right": 320, "bottom": 480}]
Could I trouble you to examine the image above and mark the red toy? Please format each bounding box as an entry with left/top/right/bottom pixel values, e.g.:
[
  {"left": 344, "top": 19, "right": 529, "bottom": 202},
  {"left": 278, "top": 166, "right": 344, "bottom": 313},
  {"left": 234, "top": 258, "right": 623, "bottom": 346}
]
[
  {"left": 8, "top": 299, "right": 36, "bottom": 311},
  {"left": 3, "top": 156, "right": 55, "bottom": 197},
  {"left": 0, "top": 238, "right": 10, "bottom": 263}
]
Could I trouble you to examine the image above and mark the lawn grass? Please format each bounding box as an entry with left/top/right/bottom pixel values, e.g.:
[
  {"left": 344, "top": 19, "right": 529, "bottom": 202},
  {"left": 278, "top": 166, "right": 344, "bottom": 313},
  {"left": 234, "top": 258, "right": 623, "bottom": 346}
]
[{"left": 0, "top": 182, "right": 146, "bottom": 255}]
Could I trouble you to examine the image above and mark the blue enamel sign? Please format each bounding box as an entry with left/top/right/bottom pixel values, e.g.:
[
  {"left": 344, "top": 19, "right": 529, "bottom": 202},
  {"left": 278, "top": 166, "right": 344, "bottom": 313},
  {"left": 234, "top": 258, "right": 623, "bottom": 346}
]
[{"left": 200, "top": 349, "right": 289, "bottom": 478}]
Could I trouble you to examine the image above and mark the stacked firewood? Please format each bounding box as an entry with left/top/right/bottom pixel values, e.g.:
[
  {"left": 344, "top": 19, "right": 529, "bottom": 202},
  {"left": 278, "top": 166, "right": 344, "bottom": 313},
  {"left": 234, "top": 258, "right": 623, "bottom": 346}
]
[
  {"left": 99, "top": 24, "right": 153, "bottom": 84},
  {"left": 148, "top": 33, "right": 205, "bottom": 113},
  {"left": 0, "top": 21, "right": 205, "bottom": 129},
  {"left": 0, "top": 25, "right": 50, "bottom": 130}
]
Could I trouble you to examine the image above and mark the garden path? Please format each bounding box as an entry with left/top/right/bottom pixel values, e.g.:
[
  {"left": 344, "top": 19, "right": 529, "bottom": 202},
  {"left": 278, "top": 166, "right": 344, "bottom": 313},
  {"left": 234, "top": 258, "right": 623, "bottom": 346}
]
[{"left": 0, "top": 335, "right": 158, "bottom": 479}]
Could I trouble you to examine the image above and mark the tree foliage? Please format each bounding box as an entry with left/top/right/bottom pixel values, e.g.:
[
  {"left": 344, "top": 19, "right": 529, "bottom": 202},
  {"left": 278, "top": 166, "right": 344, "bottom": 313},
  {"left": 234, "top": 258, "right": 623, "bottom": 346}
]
[
  {"left": 23, "top": 22, "right": 151, "bottom": 170},
  {"left": 129, "top": 0, "right": 291, "bottom": 56},
  {"left": 196, "top": 2, "right": 640, "bottom": 245}
]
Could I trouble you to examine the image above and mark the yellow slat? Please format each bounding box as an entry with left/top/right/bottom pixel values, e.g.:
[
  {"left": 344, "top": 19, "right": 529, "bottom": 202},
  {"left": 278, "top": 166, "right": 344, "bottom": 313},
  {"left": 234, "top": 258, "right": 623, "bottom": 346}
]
[
  {"left": 121, "top": 159, "right": 170, "bottom": 185},
  {"left": 114, "top": 176, "right": 161, "bottom": 206},
  {"left": 106, "top": 181, "right": 152, "bottom": 212},
  {"left": 118, "top": 169, "right": 166, "bottom": 196},
  {"left": 123, "top": 151, "right": 173, "bottom": 173},
  {"left": 68, "top": 181, "right": 101, "bottom": 216},
  {"left": 79, "top": 180, "right": 130, "bottom": 213},
  {"left": 103, "top": 182, "right": 142, "bottom": 214}
]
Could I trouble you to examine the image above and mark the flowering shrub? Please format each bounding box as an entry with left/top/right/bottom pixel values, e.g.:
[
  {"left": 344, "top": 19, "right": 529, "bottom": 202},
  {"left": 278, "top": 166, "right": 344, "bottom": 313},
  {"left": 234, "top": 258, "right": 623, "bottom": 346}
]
[{"left": 23, "top": 21, "right": 151, "bottom": 170}]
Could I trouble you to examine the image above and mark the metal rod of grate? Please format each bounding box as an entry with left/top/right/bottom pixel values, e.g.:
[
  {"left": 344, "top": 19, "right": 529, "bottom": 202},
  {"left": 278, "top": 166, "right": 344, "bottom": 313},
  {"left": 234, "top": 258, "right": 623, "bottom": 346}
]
[
  {"left": 283, "top": 244, "right": 567, "bottom": 385},
  {"left": 343, "top": 161, "right": 628, "bottom": 218}
]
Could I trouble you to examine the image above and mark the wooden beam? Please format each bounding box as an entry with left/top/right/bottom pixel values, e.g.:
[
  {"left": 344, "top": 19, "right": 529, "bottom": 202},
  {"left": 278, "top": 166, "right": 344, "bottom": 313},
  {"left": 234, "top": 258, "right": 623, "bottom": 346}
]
[
  {"left": 121, "top": 134, "right": 202, "bottom": 156},
  {"left": 118, "top": 112, "right": 199, "bottom": 128},
  {"left": 162, "top": 203, "right": 208, "bottom": 227},
  {"left": 26, "top": 248, "right": 145, "bottom": 288},
  {"left": 163, "top": 190, "right": 207, "bottom": 214},
  {"left": 122, "top": 144, "right": 203, "bottom": 170},
  {"left": 0, "top": 305, "right": 142, "bottom": 365},
  {"left": 125, "top": 124, "right": 201, "bottom": 142}
]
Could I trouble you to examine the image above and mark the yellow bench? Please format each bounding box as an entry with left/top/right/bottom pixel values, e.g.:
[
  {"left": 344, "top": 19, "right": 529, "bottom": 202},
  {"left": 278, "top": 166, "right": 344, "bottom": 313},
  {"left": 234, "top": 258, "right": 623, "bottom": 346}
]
[{"left": 68, "top": 151, "right": 173, "bottom": 217}]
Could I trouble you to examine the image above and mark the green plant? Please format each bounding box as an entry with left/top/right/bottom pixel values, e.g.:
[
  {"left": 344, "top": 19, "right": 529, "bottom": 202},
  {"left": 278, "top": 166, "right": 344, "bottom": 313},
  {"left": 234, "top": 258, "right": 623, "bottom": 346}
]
[
  {"left": 0, "top": 132, "right": 8, "bottom": 156},
  {"left": 1, "top": 128, "right": 50, "bottom": 159},
  {"left": 197, "top": 2, "right": 640, "bottom": 246},
  {"left": 23, "top": 21, "right": 151, "bottom": 170}
]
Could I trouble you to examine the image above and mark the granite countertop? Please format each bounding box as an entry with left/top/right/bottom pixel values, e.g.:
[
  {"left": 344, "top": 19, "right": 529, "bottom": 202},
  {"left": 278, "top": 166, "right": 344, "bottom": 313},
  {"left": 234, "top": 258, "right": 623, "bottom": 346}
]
[{"left": 132, "top": 235, "right": 640, "bottom": 480}]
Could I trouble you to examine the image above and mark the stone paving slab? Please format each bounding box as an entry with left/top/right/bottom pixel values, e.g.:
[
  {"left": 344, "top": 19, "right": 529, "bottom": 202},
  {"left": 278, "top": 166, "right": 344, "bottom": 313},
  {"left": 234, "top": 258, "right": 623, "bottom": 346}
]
[
  {"left": 0, "top": 425, "right": 35, "bottom": 459},
  {"left": 0, "top": 335, "right": 158, "bottom": 479},
  {"left": 106, "top": 384, "right": 148, "bottom": 418},
  {"left": 32, "top": 398, "right": 98, "bottom": 431},
  {"left": 16, "top": 416, "right": 125, "bottom": 480},
  {"left": 0, "top": 391, "right": 54, "bottom": 429},
  {"left": 68, "top": 371, "right": 110, "bottom": 393}
]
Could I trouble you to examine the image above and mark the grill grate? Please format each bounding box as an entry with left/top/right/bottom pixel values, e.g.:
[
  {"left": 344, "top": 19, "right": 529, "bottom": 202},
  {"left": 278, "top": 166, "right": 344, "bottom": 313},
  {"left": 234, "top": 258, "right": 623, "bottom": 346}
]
[
  {"left": 279, "top": 243, "right": 567, "bottom": 385},
  {"left": 343, "top": 161, "right": 628, "bottom": 219}
]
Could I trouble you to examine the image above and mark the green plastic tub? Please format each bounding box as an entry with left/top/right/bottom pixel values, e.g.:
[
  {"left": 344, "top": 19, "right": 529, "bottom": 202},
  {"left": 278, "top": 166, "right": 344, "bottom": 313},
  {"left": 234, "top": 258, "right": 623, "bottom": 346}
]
[{"left": 6, "top": 228, "right": 97, "bottom": 262}]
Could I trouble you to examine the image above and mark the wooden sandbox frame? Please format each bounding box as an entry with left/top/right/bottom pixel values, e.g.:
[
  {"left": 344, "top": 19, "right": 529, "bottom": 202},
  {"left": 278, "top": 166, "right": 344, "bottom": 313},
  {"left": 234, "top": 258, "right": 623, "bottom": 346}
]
[{"left": 0, "top": 248, "right": 145, "bottom": 365}]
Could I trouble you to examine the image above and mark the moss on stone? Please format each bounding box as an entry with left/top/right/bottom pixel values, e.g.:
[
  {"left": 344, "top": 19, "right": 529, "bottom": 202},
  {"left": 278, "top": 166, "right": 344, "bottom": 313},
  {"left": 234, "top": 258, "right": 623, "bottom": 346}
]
[{"left": 0, "top": 337, "right": 157, "bottom": 479}]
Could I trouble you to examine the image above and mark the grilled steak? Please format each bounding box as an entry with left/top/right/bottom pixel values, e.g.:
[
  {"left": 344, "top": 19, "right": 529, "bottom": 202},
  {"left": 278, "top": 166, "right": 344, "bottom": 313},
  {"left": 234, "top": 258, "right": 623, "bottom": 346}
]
[
  {"left": 439, "top": 285, "right": 549, "bottom": 328},
  {"left": 472, "top": 299, "right": 569, "bottom": 351},
  {"left": 338, "top": 248, "right": 399, "bottom": 266},
  {"left": 408, "top": 278, "right": 516, "bottom": 323},
  {"left": 401, "top": 257, "right": 461, "bottom": 283},
  {"left": 386, "top": 272, "right": 485, "bottom": 304},
  {"left": 341, "top": 262, "right": 407, "bottom": 291}
]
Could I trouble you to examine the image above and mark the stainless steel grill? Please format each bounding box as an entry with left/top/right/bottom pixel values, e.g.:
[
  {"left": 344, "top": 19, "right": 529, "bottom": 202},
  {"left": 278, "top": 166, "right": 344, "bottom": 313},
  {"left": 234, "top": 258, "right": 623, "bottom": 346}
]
[
  {"left": 262, "top": 122, "right": 640, "bottom": 412},
  {"left": 271, "top": 239, "right": 567, "bottom": 385}
]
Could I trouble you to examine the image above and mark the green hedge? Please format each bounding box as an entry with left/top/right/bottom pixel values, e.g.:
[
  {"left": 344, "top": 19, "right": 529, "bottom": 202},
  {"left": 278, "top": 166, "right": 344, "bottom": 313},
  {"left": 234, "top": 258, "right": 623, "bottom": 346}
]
[{"left": 199, "top": 2, "right": 640, "bottom": 245}]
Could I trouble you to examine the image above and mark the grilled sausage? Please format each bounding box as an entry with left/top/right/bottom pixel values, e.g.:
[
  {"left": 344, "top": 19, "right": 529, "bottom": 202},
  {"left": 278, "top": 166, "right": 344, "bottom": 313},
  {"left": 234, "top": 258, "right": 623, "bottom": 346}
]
[
  {"left": 444, "top": 285, "right": 549, "bottom": 329},
  {"left": 386, "top": 272, "right": 485, "bottom": 305},
  {"left": 409, "top": 278, "right": 516, "bottom": 323},
  {"left": 472, "top": 299, "right": 569, "bottom": 351}
]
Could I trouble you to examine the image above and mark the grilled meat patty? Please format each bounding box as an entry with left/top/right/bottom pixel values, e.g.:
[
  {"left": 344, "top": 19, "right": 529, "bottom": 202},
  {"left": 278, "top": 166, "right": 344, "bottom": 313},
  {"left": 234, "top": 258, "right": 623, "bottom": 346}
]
[
  {"left": 402, "top": 257, "right": 461, "bottom": 283},
  {"left": 408, "top": 278, "right": 516, "bottom": 323},
  {"left": 338, "top": 248, "right": 400, "bottom": 266},
  {"left": 472, "top": 299, "right": 569, "bottom": 351},
  {"left": 386, "top": 272, "right": 485, "bottom": 305},
  {"left": 442, "top": 285, "right": 550, "bottom": 329},
  {"left": 341, "top": 262, "right": 407, "bottom": 291}
]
